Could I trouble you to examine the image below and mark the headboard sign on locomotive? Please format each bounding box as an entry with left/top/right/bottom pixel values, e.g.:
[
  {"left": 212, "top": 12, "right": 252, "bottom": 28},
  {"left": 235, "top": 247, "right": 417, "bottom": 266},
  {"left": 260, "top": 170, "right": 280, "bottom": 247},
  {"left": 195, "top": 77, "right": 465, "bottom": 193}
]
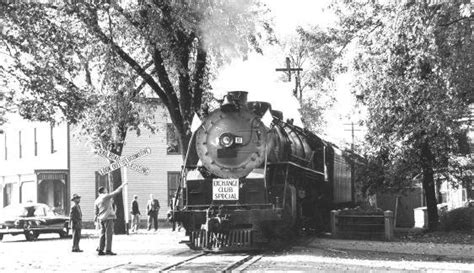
[
  {"left": 172, "top": 91, "right": 356, "bottom": 252},
  {"left": 212, "top": 179, "right": 239, "bottom": 200}
]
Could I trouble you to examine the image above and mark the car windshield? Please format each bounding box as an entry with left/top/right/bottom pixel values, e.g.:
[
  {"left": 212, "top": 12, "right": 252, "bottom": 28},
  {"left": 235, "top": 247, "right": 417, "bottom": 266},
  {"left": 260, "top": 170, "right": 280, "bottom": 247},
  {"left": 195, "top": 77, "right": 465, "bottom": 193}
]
[{"left": 0, "top": 204, "right": 51, "bottom": 218}]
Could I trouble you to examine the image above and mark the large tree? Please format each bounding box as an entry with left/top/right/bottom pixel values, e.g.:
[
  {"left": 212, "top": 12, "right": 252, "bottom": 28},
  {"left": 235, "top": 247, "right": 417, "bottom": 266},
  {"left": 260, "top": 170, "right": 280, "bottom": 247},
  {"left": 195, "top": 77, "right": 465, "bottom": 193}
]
[
  {"left": 333, "top": 0, "right": 473, "bottom": 230},
  {"left": 66, "top": 1, "right": 272, "bottom": 155},
  {"left": 288, "top": 26, "right": 348, "bottom": 133}
]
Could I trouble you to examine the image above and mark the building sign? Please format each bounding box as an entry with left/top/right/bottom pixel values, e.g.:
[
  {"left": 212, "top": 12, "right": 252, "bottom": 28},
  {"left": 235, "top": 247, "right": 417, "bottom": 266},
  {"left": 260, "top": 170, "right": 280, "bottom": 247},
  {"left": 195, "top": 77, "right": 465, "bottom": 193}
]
[
  {"left": 97, "top": 147, "right": 151, "bottom": 176},
  {"left": 212, "top": 179, "right": 239, "bottom": 200}
]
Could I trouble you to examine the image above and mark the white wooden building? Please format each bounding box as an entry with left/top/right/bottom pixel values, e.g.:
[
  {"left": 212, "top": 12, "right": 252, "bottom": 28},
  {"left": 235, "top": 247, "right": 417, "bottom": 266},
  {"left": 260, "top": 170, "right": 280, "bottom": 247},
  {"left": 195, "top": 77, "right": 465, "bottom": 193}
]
[{"left": 0, "top": 107, "right": 183, "bottom": 222}]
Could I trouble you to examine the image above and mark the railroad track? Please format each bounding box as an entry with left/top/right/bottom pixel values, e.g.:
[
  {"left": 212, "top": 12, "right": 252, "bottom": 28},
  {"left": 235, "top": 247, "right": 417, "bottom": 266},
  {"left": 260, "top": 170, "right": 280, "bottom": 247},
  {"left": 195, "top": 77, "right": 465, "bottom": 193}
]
[{"left": 159, "top": 252, "right": 263, "bottom": 272}]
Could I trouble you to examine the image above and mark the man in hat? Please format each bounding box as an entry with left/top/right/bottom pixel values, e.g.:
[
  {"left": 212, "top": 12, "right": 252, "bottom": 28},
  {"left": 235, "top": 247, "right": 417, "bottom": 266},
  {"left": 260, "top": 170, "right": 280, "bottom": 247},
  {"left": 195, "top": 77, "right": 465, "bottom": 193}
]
[
  {"left": 69, "top": 193, "right": 83, "bottom": 252},
  {"left": 94, "top": 182, "right": 127, "bottom": 256}
]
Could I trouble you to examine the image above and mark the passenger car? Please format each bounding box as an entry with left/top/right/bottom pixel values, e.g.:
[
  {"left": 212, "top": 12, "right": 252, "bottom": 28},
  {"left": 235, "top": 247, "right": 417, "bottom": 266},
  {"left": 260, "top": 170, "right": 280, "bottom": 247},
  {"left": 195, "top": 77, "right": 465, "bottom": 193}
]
[{"left": 0, "top": 203, "right": 69, "bottom": 241}]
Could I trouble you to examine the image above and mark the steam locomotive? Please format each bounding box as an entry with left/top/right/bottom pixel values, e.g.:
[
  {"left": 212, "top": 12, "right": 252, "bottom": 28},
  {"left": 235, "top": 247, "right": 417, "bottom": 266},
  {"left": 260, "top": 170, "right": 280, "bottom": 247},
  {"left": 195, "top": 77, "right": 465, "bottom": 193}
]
[{"left": 173, "top": 91, "right": 354, "bottom": 252}]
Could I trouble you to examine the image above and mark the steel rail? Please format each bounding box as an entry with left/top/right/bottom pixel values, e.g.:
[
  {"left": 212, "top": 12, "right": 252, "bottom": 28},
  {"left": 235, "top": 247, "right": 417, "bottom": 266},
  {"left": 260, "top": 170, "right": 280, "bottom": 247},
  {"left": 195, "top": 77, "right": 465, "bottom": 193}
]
[
  {"left": 159, "top": 252, "right": 208, "bottom": 272},
  {"left": 222, "top": 254, "right": 262, "bottom": 272},
  {"left": 159, "top": 253, "right": 262, "bottom": 272}
]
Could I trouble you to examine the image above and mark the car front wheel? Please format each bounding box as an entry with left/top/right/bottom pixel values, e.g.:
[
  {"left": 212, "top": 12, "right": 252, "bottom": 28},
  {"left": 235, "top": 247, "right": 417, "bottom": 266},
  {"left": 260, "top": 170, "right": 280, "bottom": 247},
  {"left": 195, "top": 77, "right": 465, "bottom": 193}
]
[
  {"left": 59, "top": 226, "right": 69, "bottom": 238},
  {"left": 0, "top": 234, "right": 3, "bottom": 241},
  {"left": 24, "top": 230, "right": 39, "bottom": 241}
]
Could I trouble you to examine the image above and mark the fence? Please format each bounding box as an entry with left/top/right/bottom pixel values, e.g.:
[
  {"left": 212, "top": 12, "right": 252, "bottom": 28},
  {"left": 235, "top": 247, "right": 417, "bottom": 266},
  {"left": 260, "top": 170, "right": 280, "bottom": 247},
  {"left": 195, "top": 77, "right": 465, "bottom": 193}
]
[{"left": 330, "top": 210, "right": 394, "bottom": 241}]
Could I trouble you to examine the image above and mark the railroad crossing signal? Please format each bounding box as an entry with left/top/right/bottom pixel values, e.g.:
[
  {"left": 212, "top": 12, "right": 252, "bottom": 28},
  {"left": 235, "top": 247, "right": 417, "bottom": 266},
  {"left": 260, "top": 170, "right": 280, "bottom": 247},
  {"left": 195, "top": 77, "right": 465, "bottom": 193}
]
[{"left": 97, "top": 147, "right": 151, "bottom": 176}]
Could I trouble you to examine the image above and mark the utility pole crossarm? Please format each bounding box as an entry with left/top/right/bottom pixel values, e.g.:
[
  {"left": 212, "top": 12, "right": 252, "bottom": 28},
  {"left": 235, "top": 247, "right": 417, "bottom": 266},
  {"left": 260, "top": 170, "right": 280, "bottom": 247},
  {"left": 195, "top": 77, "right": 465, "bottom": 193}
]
[
  {"left": 344, "top": 122, "right": 363, "bottom": 151},
  {"left": 275, "top": 57, "right": 304, "bottom": 99}
]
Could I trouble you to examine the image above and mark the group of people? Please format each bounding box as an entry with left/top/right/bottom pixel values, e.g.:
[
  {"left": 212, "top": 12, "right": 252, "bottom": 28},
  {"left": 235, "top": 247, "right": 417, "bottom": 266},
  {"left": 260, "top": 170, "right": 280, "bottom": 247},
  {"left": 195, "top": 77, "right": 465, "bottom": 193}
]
[
  {"left": 130, "top": 193, "right": 161, "bottom": 232},
  {"left": 68, "top": 183, "right": 161, "bottom": 255}
]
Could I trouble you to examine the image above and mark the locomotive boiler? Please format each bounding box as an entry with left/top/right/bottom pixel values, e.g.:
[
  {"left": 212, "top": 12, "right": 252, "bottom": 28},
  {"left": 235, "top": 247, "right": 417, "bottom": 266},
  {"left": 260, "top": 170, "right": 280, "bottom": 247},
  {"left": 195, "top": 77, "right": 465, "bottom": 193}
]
[{"left": 173, "top": 91, "right": 354, "bottom": 252}]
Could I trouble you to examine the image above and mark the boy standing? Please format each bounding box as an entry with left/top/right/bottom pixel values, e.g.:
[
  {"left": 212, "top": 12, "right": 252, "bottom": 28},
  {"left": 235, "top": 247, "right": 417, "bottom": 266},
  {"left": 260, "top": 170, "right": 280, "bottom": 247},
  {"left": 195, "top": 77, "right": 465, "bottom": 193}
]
[{"left": 130, "top": 195, "right": 141, "bottom": 232}]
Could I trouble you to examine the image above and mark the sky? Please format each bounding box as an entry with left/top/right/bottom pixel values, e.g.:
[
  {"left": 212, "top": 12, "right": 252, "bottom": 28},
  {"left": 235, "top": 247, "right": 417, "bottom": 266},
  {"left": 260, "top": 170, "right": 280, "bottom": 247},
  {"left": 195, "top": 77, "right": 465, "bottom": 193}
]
[{"left": 212, "top": 0, "right": 365, "bottom": 148}]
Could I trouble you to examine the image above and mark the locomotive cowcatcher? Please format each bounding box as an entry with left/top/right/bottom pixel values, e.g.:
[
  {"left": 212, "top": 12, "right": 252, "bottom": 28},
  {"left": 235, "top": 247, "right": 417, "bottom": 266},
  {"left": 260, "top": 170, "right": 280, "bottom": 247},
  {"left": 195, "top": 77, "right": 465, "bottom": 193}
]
[{"left": 172, "top": 91, "right": 354, "bottom": 252}]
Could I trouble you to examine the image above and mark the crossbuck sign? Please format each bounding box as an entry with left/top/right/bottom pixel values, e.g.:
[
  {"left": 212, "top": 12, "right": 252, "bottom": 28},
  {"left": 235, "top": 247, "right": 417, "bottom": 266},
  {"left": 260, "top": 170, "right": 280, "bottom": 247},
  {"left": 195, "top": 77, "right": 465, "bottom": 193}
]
[{"left": 97, "top": 147, "right": 151, "bottom": 176}]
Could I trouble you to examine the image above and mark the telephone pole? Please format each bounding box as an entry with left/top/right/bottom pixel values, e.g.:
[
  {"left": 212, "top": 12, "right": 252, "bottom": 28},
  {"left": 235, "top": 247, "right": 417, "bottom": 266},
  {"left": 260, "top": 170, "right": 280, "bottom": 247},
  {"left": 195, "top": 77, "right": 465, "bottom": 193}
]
[
  {"left": 344, "top": 122, "right": 362, "bottom": 203},
  {"left": 344, "top": 122, "right": 362, "bottom": 151},
  {"left": 275, "top": 57, "right": 303, "bottom": 101}
]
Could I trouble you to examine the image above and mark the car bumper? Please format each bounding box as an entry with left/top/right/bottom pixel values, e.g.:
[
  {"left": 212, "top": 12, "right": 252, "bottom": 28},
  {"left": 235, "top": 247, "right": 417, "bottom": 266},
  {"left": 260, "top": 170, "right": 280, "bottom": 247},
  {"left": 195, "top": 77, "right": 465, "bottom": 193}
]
[{"left": 0, "top": 228, "right": 25, "bottom": 235}]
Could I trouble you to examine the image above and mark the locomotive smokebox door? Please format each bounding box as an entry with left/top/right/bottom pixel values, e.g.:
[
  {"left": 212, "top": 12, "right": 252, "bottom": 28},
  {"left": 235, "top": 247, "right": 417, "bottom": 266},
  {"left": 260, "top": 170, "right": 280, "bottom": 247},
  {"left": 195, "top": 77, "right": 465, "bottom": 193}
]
[{"left": 196, "top": 91, "right": 268, "bottom": 179}]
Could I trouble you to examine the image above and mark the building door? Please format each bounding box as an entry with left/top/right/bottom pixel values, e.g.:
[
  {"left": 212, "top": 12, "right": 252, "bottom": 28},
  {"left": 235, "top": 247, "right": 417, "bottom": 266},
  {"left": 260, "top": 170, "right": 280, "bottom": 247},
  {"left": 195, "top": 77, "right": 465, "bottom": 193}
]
[
  {"left": 167, "top": 172, "right": 180, "bottom": 208},
  {"left": 38, "top": 180, "right": 66, "bottom": 215}
]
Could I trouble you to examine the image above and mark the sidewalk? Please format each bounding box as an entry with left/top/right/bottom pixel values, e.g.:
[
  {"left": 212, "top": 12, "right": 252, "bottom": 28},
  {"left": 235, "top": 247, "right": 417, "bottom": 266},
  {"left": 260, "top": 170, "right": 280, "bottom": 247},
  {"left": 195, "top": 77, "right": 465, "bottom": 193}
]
[{"left": 307, "top": 237, "right": 474, "bottom": 260}]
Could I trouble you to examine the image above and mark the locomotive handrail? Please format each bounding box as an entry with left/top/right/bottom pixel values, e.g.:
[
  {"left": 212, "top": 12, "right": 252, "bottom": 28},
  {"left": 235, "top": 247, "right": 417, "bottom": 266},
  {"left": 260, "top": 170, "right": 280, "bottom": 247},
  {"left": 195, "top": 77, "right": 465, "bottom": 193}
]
[
  {"left": 267, "top": 161, "right": 325, "bottom": 177},
  {"left": 338, "top": 215, "right": 385, "bottom": 218}
]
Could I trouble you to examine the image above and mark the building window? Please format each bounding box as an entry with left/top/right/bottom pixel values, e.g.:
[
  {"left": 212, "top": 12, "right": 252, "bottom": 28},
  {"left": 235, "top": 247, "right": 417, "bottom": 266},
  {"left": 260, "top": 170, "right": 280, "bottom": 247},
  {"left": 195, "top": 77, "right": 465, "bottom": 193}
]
[
  {"left": 167, "top": 172, "right": 180, "bottom": 207},
  {"left": 20, "top": 181, "right": 35, "bottom": 203},
  {"left": 50, "top": 124, "right": 55, "bottom": 153},
  {"left": 34, "top": 128, "right": 37, "bottom": 156},
  {"left": 166, "top": 123, "right": 181, "bottom": 155},
  {"left": 19, "top": 130, "right": 22, "bottom": 159}
]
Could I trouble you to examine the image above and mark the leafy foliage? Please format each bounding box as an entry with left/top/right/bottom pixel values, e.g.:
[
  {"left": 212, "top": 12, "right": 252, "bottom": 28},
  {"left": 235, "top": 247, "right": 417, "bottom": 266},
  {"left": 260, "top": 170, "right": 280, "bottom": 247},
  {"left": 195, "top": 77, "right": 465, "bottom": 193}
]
[
  {"left": 0, "top": 1, "right": 273, "bottom": 153},
  {"left": 331, "top": 0, "right": 473, "bottom": 229},
  {"left": 279, "top": 26, "right": 345, "bottom": 133},
  {"left": 440, "top": 207, "right": 474, "bottom": 231}
]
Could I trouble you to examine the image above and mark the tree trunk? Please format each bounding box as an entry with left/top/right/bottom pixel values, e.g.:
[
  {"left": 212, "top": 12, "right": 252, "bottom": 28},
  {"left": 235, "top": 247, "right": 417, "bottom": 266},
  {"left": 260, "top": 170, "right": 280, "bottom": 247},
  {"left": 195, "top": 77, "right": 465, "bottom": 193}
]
[
  {"left": 109, "top": 142, "right": 127, "bottom": 235},
  {"left": 421, "top": 141, "right": 439, "bottom": 231},
  {"left": 176, "top": 123, "right": 198, "bottom": 164}
]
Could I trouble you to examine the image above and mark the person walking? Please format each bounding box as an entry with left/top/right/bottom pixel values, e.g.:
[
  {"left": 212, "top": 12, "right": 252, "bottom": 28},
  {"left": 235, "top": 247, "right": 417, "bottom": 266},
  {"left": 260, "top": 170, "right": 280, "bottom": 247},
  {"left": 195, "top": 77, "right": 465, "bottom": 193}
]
[
  {"left": 69, "top": 193, "right": 83, "bottom": 252},
  {"left": 146, "top": 194, "right": 160, "bottom": 231},
  {"left": 130, "top": 195, "right": 141, "bottom": 232},
  {"left": 94, "top": 182, "right": 127, "bottom": 256}
]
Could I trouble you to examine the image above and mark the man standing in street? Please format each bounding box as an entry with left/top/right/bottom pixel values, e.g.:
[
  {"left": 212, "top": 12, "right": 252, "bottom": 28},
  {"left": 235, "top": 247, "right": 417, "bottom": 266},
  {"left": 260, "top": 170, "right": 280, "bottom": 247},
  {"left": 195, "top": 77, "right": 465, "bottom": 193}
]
[
  {"left": 130, "top": 195, "right": 141, "bottom": 232},
  {"left": 69, "top": 193, "right": 82, "bottom": 252},
  {"left": 146, "top": 194, "right": 160, "bottom": 231},
  {"left": 94, "top": 182, "right": 128, "bottom": 256}
]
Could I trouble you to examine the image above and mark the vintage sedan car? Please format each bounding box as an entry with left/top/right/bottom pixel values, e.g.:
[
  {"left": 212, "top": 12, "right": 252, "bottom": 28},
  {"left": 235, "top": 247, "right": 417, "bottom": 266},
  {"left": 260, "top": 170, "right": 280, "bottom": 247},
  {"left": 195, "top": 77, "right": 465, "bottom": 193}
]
[{"left": 0, "top": 203, "right": 69, "bottom": 241}]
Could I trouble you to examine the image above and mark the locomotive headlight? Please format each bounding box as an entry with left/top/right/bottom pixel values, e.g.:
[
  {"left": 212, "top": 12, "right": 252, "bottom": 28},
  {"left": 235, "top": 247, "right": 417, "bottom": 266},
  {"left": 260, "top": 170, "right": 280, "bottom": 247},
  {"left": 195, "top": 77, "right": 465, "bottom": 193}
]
[{"left": 219, "top": 133, "right": 235, "bottom": 148}]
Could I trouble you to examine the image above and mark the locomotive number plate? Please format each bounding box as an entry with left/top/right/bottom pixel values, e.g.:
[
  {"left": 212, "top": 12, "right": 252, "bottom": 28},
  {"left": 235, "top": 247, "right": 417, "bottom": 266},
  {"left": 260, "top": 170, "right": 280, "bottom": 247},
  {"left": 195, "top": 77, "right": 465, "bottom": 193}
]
[{"left": 212, "top": 179, "right": 239, "bottom": 200}]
